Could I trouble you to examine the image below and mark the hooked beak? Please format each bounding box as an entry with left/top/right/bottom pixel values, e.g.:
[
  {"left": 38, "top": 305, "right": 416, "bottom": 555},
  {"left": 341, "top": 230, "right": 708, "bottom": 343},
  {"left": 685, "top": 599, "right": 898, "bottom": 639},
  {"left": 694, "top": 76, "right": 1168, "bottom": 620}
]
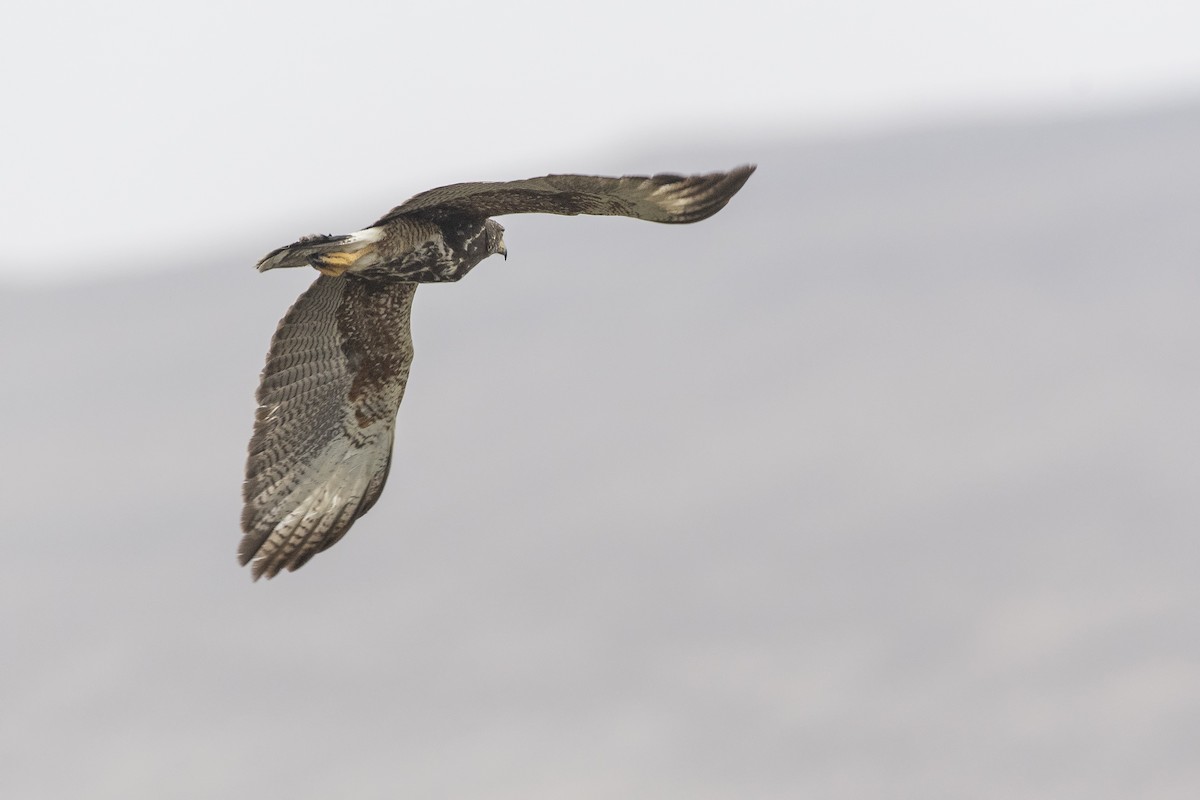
[{"left": 498, "top": 238, "right": 508, "bottom": 261}]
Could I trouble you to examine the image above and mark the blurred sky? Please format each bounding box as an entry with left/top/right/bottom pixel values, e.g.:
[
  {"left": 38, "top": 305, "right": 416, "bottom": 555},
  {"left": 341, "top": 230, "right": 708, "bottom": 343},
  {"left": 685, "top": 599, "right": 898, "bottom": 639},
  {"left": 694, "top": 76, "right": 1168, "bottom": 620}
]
[{"left": 2, "top": 0, "right": 1199, "bottom": 285}]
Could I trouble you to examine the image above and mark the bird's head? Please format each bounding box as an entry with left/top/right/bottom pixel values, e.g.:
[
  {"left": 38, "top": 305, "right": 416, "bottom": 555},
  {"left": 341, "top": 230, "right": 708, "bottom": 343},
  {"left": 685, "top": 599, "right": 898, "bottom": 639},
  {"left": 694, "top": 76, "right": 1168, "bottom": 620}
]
[{"left": 483, "top": 219, "right": 507, "bottom": 260}]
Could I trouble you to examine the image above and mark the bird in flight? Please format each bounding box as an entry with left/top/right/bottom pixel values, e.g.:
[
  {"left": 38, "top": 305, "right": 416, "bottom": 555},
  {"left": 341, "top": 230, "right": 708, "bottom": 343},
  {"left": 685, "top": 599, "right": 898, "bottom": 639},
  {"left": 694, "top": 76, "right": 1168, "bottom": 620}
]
[{"left": 241, "top": 166, "right": 755, "bottom": 579}]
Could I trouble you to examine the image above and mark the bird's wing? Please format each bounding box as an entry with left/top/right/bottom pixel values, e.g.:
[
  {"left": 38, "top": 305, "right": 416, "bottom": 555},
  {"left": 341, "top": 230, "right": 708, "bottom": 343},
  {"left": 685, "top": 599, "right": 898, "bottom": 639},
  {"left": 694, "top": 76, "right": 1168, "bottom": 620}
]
[
  {"left": 373, "top": 165, "right": 755, "bottom": 225},
  {"left": 240, "top": 275, "right": 416, "bottom": 579}
]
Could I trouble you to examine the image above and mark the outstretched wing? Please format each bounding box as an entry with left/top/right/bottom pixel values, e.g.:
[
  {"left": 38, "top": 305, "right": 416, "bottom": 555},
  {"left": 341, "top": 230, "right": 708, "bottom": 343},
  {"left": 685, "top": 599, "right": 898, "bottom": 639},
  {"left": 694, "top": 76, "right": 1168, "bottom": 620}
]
[
  {"left": 240, "top": 275, "right": 417, "bottom": 580},
  {"left": 374, "top": 165, "right": 755, "bottom": 226}
]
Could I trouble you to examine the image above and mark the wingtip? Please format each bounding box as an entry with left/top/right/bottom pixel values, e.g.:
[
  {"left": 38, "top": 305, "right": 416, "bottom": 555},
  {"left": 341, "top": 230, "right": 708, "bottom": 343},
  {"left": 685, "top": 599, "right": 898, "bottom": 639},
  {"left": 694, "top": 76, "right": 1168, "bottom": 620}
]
[
  {"left": 655, "top": 164, "right": 756, "bottom": 223},
  {"left": 723, "top": 163, "right": 756, "bottom": 193},
  {"left": 237, "top": 540, "right": 267, "bottom": 581},
  {"left": 239, "top": 549, "right": 280, "bottom": 581}
]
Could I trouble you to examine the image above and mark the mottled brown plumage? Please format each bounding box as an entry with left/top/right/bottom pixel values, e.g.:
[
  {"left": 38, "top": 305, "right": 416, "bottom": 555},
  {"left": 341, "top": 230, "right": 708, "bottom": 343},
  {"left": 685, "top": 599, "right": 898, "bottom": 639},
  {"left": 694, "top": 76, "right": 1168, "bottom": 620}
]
[
  {"left": 241, "top": 166, "right": 755, "bottom": 579},
  {"left": 373, "top": 168, "right": 757, "bottom": 224},
  {"left": 240, "top": 277, "right": 413, "bottom": 578}
]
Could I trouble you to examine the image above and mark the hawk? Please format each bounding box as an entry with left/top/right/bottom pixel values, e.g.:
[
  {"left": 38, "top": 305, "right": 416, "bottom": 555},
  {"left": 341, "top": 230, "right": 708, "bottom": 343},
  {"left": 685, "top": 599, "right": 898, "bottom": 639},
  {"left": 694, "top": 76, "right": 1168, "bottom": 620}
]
[{"left": 241, "top": 166, "right": 755, "bottom": 579}]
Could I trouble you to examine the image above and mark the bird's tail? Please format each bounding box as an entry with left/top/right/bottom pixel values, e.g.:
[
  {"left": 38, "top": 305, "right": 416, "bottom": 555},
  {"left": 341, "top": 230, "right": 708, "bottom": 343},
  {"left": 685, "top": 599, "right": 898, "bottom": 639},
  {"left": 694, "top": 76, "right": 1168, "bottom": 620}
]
[{"left": 256, "top": 228, "right": 382, "bottom": 275}]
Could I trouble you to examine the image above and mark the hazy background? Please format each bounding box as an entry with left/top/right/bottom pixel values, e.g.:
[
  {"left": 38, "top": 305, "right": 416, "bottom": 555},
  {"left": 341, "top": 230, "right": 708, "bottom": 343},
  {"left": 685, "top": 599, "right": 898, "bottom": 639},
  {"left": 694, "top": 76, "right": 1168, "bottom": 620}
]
[
  {"left": 5, "top": 0, "right": 1200, "bottom": 286},
  {"left": 2, "top": 2, "right": 1199, "bottom": 798}
]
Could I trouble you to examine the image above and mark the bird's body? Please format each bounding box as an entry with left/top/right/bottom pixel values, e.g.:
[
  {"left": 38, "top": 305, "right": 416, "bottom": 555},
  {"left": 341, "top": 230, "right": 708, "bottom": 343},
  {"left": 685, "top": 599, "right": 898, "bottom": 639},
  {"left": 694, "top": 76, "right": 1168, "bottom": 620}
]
[
  {"left": 241, "top": 166, "right": 755, "bottom": 579},
  {"left": 255, "top": 216, "right": 505, "bottom": 283}
]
